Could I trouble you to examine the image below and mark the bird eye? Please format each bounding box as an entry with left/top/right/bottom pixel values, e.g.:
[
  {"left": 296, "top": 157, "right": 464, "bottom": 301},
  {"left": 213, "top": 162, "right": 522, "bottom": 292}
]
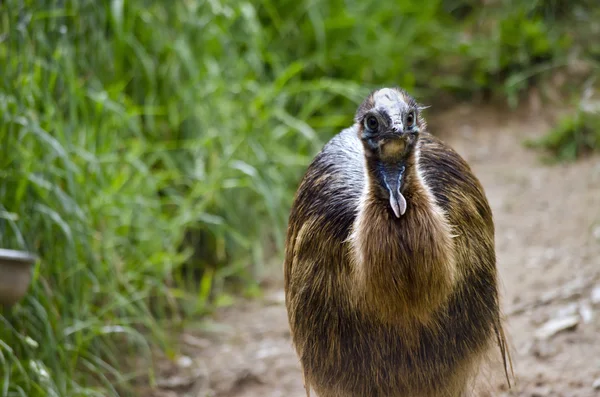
[
  {"left": 406, "top": 111, "right": 415, "bottom": 128},
  {"left": 365, "top": 116, "right": 379, "bottom": 130}
]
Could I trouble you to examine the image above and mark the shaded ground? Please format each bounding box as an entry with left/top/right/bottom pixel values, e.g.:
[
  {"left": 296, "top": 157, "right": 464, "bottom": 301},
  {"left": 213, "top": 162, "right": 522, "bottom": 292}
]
[{"left": 143, "top": 105, "right": 600, "bottom": 397}]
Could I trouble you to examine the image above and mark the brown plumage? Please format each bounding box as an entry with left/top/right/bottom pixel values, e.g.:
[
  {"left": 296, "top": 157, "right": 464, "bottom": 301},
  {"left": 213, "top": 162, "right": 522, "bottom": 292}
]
[{"left": 284, "top": 87, "right": 512, "bottom": 397}]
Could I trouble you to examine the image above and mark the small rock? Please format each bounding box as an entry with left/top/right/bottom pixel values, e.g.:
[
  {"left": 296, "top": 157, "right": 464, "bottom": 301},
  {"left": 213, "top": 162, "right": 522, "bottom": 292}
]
[
  {"left": 593, "top": 225, "right": 600, "bottom": 240},
  {"left": 579, "top": 302, "right": 594, "bottom": 324},
  {"left": 534, "top": 315, "right": 579, "bottom": 340},
  {"left": 176, "top": 355, "right": 193, "bottom": 369},
  {"left": 593, "top": 378, "right": 600, "bottom": 390},
  {"left": 591, "top": 285, "right": 600, "bottom": 305}
]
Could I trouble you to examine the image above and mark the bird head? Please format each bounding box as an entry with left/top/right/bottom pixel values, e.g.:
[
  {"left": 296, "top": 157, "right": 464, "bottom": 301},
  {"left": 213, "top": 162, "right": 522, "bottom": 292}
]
[{"left": 355, "top": 87, "right": 425, "bottom": 218}]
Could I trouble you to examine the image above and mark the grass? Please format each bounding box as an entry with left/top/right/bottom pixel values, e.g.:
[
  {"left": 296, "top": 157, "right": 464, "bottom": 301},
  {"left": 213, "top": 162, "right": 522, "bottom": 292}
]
[
  {"left": 0, "top": 0, "right": 597, "bottom": 396},
  {"left": 526, "top": 80, "right": 600, "bottom": 161}
]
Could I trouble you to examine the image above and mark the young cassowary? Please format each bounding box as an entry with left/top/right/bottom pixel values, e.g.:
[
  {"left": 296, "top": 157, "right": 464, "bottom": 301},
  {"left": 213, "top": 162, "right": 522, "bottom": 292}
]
[{"left": 284, "top": 87, "right": 511, "bottom": 397}]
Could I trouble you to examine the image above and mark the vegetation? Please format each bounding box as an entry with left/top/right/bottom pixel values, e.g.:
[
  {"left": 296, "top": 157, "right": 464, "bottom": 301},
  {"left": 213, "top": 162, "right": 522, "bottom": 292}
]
[
  {"left": 0, "top": 0, "right": 597, "bottom": 395},
  {"left": 527, "top": 82, "right": 600, "bottom": 162}
]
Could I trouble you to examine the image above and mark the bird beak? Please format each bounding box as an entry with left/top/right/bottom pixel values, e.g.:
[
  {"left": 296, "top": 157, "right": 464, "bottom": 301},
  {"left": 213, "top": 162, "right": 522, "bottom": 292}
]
[{"left": 381, "top": 163, "right": 407, "bottom": 218}]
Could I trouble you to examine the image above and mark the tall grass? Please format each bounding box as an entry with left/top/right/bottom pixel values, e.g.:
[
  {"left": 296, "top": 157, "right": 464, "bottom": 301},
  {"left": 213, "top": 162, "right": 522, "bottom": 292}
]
[{"left": 0, "top": 0, "right": 595, "bottom": 395}]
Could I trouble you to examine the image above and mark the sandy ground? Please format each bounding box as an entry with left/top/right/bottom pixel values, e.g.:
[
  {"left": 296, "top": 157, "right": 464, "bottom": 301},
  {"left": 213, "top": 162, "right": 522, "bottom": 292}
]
[{"left": 141, "top": 105, "right": 600, "bottom": 397}]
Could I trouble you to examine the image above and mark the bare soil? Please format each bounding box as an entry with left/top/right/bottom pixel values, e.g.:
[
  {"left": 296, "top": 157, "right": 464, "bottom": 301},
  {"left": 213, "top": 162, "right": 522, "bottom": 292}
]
[{"left": 142, "top": 105, "right": 600, "bottom": 397}]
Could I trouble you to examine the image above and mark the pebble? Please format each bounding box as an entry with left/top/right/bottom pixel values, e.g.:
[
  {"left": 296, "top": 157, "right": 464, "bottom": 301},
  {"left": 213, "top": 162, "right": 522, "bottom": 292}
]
[
  {"left": 591, "top": 285, "right": 600, "bottom": 305},
  {"left": 593, "top": 378, "right": 600, "bottom": 390},
  {"left": 176, "top": 355, "right": 193, "bottom": 369},
  {"left": 579, "top": 301, "right": 594, "bottom": 324},
  {"left": 534, "top": 315, "right": 579, "bottom": 340},
  {"left": 593, "top": 225, "right": 600, "bottom": 240}
]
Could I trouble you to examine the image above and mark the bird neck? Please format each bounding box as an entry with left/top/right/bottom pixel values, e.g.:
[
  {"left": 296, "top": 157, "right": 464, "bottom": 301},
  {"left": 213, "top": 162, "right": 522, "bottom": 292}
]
[{"left": 349, "top": 145, "right": 457, "bottom": 324}]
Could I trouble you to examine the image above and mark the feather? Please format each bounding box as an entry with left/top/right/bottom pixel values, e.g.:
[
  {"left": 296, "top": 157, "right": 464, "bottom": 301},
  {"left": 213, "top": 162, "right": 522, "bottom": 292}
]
[{"left": 284, "top": 87, "right": 512, "bottom": 397}]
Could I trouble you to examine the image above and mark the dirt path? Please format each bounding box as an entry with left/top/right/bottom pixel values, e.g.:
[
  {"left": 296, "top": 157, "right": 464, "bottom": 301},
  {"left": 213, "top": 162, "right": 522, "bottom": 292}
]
[{"left": 144, "top": 106, "right": 600, "bottom": 397}]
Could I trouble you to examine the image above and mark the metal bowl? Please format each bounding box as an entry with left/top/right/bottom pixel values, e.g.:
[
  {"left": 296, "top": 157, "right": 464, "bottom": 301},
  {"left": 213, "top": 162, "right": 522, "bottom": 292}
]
[{"left": 0, "top": 248, "right": 37, "bottom": 308}]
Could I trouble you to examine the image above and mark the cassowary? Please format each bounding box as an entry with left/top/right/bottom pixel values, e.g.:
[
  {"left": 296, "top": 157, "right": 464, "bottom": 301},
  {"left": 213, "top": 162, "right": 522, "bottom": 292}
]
[{"left": 284, "top": 87, "right": 511, "bottom": 397}]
